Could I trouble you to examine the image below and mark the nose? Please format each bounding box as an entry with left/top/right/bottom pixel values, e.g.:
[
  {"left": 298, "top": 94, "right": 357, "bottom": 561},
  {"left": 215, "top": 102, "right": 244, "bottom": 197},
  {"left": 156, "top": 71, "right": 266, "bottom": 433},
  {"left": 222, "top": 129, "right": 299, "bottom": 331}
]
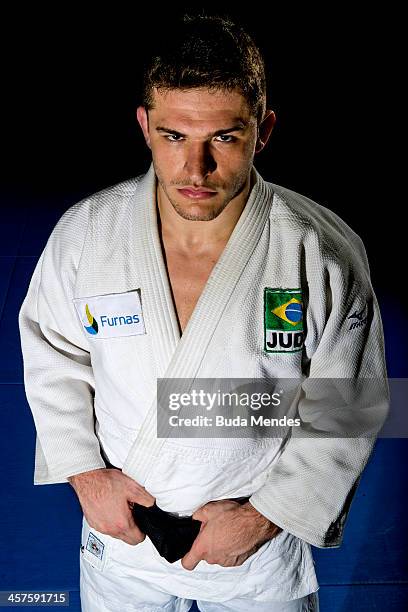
[{"left": 184, "top": 141, "right": 216, "bottom": 183}]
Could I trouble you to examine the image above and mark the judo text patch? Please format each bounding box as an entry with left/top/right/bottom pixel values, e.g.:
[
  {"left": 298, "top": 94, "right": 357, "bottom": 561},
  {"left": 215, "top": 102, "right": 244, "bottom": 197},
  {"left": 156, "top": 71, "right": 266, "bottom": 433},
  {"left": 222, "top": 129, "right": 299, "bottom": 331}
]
[
  {"left": 73, "top": 289, "right": 146, "bottom": 339},
  {"left": 264, "top": 288, "right": 304, "bottom": 353}
]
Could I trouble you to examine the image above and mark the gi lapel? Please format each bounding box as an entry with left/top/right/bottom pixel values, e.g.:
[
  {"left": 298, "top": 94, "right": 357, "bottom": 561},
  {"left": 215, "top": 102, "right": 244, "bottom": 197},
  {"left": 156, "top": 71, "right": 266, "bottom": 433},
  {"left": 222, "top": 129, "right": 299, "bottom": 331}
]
[
  {"left": 129, "top": 163, "right": 181, "bottom": 378},
  {"left": 122, "top": 162, "right": 274, "bottom": 484}
]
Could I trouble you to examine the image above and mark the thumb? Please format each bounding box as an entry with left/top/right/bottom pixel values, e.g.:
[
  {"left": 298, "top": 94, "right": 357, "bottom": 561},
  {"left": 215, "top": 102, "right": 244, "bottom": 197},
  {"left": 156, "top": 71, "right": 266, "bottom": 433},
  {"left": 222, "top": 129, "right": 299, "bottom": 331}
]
[
  {"left": 128, "top": 487, "right": 156, "bottom": 508},
  {"left": 191, "top": 507, "right": 207, "bottom": 522},
  {"left": 181, "top": 544, "right": 203, "bottom": 571}
]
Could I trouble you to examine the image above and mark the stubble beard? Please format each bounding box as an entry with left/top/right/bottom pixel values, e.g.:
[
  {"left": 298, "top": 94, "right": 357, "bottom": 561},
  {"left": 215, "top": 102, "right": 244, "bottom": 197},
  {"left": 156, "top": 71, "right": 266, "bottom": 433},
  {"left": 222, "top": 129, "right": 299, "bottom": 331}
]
[{"left": 154, "top": 165, "right": 250, "bottom": 222}]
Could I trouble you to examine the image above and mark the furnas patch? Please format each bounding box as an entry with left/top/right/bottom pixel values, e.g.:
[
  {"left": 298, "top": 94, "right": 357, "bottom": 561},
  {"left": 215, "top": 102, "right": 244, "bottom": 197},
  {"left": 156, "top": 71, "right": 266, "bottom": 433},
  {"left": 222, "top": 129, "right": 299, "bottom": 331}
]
[
  {"left": 73, "top": 289, "right": 145, "bottom": 339},
  {"left": 264, "top": 288, "right": 304, "bottom": 353}
]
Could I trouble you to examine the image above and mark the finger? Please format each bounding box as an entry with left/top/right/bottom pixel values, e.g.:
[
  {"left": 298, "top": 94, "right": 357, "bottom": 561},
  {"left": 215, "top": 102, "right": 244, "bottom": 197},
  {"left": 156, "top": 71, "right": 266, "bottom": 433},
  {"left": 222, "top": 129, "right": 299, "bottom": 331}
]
[
  {"left": 191, "top": 507, "right": 207, "bottom": 521},
  {"left": 191, "top": 500, "right": 225, "bottom": 520},
  {"left": 119, "top": 531, "right": 145, "bottom": 545},
  {"left": 123, "top": 524, "right": 146, "bottom": 545},
  {"left": 130, "top": 481, "right": 149, "bottom": 495},
  {"left": 180, "top": 534, "right": 205, "bottom": 571},
  {"left": 181, "top": 547, "right": 203, "bottom": 571},
  {"left": 129, "top": 489, "right": 156, "bottom": 507},
  {"left": 126, "top": 476, "right": 149, "bottom": 493},
  {"left": 233, "top": 553, "right": 251, "bottom": 566},
  {"left": 193, "top": 500, "right": 238, "bottom": 521},
  {"left": 122, "top": 473, "right": 151, "bottom": 495}
]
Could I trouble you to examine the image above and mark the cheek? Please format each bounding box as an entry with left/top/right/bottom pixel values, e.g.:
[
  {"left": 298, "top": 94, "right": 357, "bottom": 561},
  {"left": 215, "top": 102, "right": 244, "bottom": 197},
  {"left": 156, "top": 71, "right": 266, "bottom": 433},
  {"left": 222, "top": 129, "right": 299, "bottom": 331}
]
[
  {"left": 217, "top": 144, "right": 254, "bottom": 174},
  {"left": 156, "top": 140, "right": 188, "bottom": 160},
  {"left": 242, "top": 136, "right": 257, "bottom": 157},
  {"left": 152, "top": 145, "right": 182, "bottom": 174}
]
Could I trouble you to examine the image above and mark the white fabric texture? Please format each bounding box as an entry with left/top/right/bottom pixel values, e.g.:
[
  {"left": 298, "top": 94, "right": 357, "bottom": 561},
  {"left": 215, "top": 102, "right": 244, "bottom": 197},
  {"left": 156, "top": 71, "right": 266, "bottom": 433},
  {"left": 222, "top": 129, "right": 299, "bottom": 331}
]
[
  {"left": 79, "top": 513, "right": 318, "bottom": 605},
  {"left": 80, "top": 539, "right": 318, "bottom": 611},
  {"left": 18, "top": 161, "right": 389, "bottom": 598},
  {"left": 80, "top": 534, "right": 318, "bottom": 611}
]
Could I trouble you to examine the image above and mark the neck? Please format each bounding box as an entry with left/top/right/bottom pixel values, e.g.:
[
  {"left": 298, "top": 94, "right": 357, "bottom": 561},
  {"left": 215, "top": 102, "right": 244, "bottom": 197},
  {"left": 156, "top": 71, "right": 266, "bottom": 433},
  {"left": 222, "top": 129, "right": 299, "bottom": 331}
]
[{"left": 157, "top": 171, "right": 255, "bottom": 251}]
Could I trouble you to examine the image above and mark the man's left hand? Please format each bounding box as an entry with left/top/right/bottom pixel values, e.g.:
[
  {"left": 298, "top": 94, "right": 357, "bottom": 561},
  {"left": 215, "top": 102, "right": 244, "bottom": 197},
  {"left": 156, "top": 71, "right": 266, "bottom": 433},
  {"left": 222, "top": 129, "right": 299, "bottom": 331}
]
[{"left": 181, "top": 500, "right": 282, "bottom": 570}]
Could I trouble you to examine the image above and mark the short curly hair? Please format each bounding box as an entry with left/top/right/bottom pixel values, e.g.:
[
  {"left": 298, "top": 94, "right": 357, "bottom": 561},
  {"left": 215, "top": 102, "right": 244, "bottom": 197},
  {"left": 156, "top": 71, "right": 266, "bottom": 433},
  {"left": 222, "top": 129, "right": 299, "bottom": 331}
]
[{"left": 142, "top": 12, "right": 267, "bottom": 124}]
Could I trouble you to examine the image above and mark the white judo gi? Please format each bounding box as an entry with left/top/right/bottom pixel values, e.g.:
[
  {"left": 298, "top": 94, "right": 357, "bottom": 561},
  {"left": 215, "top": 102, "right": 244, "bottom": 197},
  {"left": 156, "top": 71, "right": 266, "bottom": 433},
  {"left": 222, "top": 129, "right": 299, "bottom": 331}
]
[{"left": 18, "top": 163, "right": 389, "bottom": 610}]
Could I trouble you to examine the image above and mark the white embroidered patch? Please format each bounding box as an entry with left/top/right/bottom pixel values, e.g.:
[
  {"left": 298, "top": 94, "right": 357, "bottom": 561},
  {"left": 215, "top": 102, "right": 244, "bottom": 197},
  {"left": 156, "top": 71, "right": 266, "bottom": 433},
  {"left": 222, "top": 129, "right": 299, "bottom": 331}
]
[
  {"left": 73, "top": 289, "right": 146, "bottom": 339},
  {"left": 86, "top": 532, "right": 105, "bottom": 560}
]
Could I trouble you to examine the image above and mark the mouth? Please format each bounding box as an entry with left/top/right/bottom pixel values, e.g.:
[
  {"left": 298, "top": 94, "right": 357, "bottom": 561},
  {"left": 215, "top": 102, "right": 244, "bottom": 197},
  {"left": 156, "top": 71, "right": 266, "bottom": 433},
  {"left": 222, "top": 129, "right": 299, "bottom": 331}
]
[{"left": 177, "top": 188, "right": 217, "bottom": 200}]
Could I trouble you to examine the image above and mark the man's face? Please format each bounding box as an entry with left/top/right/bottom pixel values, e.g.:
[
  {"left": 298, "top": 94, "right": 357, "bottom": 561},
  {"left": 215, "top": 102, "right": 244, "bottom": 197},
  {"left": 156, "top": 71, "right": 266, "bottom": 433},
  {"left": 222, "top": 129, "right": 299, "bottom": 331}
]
[{"left": 137, "top": 88, "right": 260, "bottom": 221}]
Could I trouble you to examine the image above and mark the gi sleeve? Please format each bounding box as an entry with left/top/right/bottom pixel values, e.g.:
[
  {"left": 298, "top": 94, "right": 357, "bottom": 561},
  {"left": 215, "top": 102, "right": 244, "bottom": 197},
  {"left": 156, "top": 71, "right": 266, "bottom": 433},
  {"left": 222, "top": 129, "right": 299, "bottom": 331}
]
[
  {"left": 249, "top": 231, "right": 390, "bottom": 548},
  {"left": 18, "top": 201, "right": 106, "bottom": 485}
]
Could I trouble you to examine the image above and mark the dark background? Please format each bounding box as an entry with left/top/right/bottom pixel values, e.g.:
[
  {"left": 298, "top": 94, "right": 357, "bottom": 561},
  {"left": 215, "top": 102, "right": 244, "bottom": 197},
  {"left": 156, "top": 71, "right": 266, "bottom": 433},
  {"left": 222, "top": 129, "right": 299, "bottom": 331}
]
[{"left": 2, "top": 5, "right": 399, "bottom": 292}]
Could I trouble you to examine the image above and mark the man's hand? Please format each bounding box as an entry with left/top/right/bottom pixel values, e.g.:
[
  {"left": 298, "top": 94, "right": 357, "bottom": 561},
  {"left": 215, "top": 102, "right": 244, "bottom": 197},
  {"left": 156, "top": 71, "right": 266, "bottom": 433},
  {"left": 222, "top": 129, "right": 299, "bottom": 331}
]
[
  {"left": 181, "top": 500, "right": 282, "bottom": 570},
  {"left": 68, "top": 468, "right": 155, "bottom": 545}
]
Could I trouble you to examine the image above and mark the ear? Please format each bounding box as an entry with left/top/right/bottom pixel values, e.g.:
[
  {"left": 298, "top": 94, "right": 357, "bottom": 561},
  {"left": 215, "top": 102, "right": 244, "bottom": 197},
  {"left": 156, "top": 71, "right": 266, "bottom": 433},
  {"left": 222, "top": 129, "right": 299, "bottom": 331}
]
[
  {"left": 255, "top": 110, "right": 276, "bottom": 154},
  {"left": 136, "top": 106, "right": 151, "bottom": 149}
]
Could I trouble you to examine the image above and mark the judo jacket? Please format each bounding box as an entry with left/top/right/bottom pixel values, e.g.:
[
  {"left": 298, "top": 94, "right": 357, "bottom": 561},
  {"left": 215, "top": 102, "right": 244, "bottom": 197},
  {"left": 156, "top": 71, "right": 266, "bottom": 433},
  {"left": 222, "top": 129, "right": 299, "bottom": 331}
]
[{"left": 18, "top": 163, "right": 390, "bottom": 549}]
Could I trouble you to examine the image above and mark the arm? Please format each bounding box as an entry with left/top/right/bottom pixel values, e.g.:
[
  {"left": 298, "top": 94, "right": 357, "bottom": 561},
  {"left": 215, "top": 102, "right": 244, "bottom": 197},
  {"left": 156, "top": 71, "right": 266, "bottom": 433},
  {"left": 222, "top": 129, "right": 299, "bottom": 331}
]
[
  {"left": 18, "top": 200, "right": 106, "bottom": 484},
  {"left": 249, "top": 235, "right": 390, "bottom": 548},
  {"left": 18, "top": 198, "right": 157, "bottom": 544},
  {"left": 182, "top": 233, "right": 389, "bottom": 568}
]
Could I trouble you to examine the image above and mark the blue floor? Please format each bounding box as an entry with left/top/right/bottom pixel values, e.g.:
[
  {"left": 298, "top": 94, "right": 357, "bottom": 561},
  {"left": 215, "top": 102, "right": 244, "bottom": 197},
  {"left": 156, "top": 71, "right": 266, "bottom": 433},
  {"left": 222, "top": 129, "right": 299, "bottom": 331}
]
[{"left": 0, "top": 194, "right": 407, "bottom": 610}]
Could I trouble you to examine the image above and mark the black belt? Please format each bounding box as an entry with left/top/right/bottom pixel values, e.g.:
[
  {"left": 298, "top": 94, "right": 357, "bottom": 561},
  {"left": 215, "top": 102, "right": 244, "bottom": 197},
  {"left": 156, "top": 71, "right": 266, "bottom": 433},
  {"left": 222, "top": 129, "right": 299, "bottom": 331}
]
[{"left": 104, "top": 459, "right": 249, "bottom": 563}]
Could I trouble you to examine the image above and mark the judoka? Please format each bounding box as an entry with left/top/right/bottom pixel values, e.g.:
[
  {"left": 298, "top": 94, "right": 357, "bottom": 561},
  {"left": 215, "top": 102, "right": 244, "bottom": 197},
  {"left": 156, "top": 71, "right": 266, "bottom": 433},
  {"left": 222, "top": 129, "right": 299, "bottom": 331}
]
[{"left": 18, "top": 12, "right": 389, "bottom": 612}]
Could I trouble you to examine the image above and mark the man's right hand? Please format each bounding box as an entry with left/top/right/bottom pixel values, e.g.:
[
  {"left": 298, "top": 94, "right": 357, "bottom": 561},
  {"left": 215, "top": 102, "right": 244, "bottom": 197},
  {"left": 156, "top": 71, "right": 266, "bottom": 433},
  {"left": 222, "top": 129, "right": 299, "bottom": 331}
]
[{"left": 68, "top": 468, "right": 156, "bottom": 545}]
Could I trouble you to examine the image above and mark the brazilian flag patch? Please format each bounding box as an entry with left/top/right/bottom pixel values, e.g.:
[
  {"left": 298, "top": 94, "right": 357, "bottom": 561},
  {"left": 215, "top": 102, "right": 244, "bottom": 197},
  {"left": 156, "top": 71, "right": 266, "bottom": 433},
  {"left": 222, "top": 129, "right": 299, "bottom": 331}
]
[{"left": 264, "top": 288, "right": 304, "bottom": 353}]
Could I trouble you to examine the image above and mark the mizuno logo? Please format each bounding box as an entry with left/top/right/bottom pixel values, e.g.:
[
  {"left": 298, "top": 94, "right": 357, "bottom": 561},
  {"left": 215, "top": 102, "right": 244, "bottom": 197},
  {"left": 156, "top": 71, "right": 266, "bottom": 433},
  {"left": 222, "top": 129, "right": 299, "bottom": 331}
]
[
  {"left": 348, "top": 304, "right": 367, "bottom": 321},
  {"left": 348, "top": 303, "right": 368, "bottom": 330}
]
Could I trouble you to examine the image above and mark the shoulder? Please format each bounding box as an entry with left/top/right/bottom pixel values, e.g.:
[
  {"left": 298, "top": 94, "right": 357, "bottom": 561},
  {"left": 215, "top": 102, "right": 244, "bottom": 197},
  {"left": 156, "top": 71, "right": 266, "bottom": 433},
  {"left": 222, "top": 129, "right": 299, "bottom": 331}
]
[
  {"left": 267, "top": 181, "right": 369, "bottom": 271},
  {"left": 39, "top": 175, "right": 144, "bottom": 275},
  {"left": 45, "top": 174, "right": 143, "bottom": 248},
  {"left": 56, "top": 175, "right": 142, "bottom": 229}
]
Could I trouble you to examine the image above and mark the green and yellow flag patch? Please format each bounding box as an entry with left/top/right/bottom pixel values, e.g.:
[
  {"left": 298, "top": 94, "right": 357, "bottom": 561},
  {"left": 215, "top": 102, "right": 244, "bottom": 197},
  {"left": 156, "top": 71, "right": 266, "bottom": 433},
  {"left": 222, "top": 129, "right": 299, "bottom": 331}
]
[{"left": 264, "top": 288, "right": 304, "bottom": 353}]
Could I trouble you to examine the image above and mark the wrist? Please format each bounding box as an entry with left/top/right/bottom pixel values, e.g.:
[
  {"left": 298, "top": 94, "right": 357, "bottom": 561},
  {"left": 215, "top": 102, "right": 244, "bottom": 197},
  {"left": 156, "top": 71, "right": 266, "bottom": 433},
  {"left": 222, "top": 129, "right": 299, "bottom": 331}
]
[
  {"left": 240, "top": 501, "right": 281, "bottom": 541},
  {"left": 68, "top": 467, "right": 106, "bottom": 488}
]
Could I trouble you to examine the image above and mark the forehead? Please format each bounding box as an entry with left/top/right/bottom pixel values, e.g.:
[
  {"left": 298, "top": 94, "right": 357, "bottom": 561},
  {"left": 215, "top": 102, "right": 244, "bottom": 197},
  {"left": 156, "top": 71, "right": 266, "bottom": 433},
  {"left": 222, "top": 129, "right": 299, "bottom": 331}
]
[{"left": 148, "top": 87, "right": 254, "bottom": 129}]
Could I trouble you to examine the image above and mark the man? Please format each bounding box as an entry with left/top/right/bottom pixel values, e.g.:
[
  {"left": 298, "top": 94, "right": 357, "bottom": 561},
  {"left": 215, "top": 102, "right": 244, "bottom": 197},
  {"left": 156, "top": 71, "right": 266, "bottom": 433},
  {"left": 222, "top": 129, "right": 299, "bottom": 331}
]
[{"left": 18, "top": 13, "right": 389, "bottom": 612}]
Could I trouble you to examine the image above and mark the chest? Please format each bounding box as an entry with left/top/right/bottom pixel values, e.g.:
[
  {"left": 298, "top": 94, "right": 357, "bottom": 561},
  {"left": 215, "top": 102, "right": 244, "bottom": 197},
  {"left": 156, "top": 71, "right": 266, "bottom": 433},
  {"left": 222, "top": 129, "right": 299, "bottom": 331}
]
[{"left": 163, "top": 244, "right": 226, "bottom": 333}]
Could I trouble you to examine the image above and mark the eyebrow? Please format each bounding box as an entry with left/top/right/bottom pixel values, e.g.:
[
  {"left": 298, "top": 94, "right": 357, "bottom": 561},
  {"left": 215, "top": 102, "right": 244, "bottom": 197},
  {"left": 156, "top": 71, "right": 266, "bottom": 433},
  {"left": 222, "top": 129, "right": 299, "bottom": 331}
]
[{"left": 155, "top": 122, "right": 247, "bottom": 137}]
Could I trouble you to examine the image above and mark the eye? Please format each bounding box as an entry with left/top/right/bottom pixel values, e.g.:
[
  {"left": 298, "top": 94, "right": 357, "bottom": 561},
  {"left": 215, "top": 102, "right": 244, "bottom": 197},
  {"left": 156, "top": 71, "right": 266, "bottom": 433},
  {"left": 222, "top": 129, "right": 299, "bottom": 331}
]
[
  {"left": 165, "top": 134, "right": 184, "bottom": 142},
  {"left": 215, "top": 135, "right": 236, "bottom": 143}
]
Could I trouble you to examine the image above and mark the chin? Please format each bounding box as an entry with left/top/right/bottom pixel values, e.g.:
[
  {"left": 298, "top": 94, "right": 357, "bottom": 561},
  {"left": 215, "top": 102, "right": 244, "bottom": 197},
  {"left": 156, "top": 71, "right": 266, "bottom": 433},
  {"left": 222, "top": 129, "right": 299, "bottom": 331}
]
[
  {"left": 171, "top": 194, "right": 226, "bottom": 222},
  {"left": 174, "top": 206, "right": 220, "bottom": 222}
]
